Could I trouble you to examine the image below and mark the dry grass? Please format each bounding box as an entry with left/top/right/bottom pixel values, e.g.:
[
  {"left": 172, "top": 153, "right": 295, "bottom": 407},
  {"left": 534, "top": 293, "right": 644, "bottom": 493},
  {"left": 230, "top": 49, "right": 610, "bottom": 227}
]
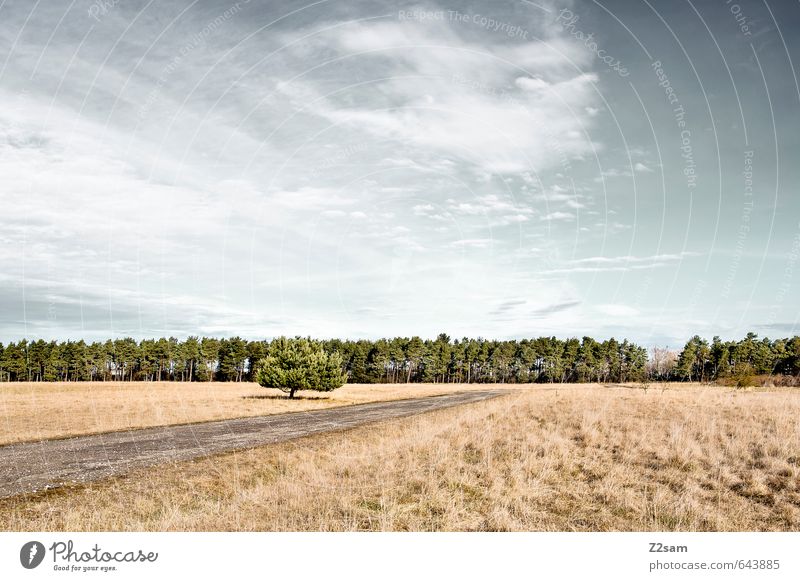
[
  {"left": 0, "top": 381, "right": 505, "bottom": 445},
  {"left": 1, "top": 383, "right": 798, "bottom": 531}
]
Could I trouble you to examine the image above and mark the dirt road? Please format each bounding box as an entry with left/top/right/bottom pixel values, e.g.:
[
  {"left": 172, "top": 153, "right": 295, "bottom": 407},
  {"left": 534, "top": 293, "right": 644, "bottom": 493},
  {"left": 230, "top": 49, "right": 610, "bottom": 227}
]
[{"left": 0, "top": 390, "right": 502, "bottom": 498}]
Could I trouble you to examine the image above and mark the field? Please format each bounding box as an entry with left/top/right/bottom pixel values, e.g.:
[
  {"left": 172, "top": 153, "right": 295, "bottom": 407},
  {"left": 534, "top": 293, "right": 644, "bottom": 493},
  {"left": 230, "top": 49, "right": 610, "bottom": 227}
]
[
  {"left": 1, "top": 383, "right": 798, "bottom": 531},
  {"left": 0, "top": 381, "right": 502, "bottom": 445}
]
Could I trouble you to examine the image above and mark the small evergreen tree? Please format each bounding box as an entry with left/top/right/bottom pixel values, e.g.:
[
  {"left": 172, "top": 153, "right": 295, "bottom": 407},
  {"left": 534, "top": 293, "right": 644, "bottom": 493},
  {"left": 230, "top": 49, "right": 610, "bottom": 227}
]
[{"left": 256, "top": 337, "right": 346, "bottom": 398}]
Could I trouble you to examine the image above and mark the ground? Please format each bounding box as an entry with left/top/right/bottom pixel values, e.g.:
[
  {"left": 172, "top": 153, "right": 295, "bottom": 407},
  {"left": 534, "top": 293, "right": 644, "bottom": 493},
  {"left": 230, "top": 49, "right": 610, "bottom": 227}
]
[
  {"left": 0, "top": 380, "right": 502, "bottom": 445},
  {"left": 0, "top": 390, "right": 501, "bottom": 497},
  {"left": 0, "top": 382, "right": 798, "bottom": 531}
]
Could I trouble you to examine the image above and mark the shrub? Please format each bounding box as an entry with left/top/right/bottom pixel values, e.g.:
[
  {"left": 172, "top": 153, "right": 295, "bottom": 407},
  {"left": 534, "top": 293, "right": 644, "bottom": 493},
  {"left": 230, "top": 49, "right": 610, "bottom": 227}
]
[
  {"left": 734, "top": 364, "right": 756, "bottom": 389},
  {"left": 255, "top": 337, "right": 346, "bottom": 398}
]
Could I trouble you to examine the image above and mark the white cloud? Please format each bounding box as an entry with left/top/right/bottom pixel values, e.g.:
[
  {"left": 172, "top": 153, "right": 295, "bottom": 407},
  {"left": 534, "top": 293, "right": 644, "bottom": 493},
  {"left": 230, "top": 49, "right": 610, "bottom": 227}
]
[
  {"left": 412, "top": 203, "right": 435, "bottom": 215},
  {"left": 572, "top": 253, "right": 697, "bottom": 266},
  {"left": 270, "top": 187, "right": 355, "bottom": 210},
  {"left": 598, "top": 304, "right": 640, "bottom": 317},
  {"left": 450, "top": 238, "right": 494, "bottom": 249},
  {"left": 515, "top": 76, "right": 550, "bottom": 92},
  {"left": 539, "top": 252, "right": 700, "bottom": 274},
  {"left": 286, "top": 19, "right": 602, "bottom": 174},
  {"left": 500, "top": 214, "right": 530, "bottom": 223},
  {"left": 593, "top": 167, "right": 632, "bottom": 182},
  {"left": 542, "top": 211, "right": 574, "bottom": 221}
]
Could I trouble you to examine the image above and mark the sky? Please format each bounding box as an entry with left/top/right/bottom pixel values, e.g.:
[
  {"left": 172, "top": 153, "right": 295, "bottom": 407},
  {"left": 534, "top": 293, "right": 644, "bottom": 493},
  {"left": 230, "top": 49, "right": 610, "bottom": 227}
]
[{"left": 0, "top": 0, "right": 798, "bottom": 347}]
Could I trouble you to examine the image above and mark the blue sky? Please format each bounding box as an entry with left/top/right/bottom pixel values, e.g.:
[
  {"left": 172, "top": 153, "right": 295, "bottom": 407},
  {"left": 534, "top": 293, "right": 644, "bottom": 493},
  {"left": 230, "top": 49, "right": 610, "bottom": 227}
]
[{"left": 1, "top": 0, "right": 798, "bottom": 347}]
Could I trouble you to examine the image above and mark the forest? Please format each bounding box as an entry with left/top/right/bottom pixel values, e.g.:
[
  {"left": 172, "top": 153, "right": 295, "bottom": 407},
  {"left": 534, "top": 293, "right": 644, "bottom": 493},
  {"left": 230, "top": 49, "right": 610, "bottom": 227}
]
[{"left": 0, "top": 333, "right": 798, "bottom": 384}]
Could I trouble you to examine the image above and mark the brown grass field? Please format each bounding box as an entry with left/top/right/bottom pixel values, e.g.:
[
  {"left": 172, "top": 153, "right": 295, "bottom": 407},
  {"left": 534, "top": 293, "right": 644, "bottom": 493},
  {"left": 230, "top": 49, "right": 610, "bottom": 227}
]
[
  {"left": 0, "top": 380, "right": 501, "bottom": 445},
  {"left": 0, "top": 382, "right": 798, "bottom": 531}
]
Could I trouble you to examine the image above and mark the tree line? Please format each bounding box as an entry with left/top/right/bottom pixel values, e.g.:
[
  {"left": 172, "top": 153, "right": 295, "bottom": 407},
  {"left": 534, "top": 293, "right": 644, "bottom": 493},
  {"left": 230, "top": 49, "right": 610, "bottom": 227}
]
[
  {"left": 0, "top": 333, "right": 797, "bottom": 384},
  {"left": 673, "top": 333, "right": 800, "bottom": 383}
]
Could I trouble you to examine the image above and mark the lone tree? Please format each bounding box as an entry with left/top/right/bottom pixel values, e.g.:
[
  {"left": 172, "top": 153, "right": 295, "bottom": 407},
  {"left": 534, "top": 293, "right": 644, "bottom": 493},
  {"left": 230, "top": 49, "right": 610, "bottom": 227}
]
[{"left": 255, "top": 337, "right": 346, "bottom": 398}]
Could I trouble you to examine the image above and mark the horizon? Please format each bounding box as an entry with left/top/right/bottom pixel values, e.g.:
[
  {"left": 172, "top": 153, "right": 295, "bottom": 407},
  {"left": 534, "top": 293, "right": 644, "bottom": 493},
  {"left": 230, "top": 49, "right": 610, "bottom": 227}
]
[{"left": 0, "top": 329, "right": 795, "bottom": 354}]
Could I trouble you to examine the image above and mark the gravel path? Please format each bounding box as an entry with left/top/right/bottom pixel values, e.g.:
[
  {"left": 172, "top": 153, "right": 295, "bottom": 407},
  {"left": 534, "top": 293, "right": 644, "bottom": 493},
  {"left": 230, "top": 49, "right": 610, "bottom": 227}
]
[{"left": 0, "top": 390, "right": 503, "bottom": 498}]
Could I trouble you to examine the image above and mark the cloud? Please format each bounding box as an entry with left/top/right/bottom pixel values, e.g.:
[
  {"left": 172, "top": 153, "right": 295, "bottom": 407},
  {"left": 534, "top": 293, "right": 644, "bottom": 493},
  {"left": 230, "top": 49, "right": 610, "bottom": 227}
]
[
  {"left": 572, "top": 253, "right": 697, "bottom": 266},
  {"left": 542, "top": 211, "right": 574, "bottom": 221},
  {"left": 450, "top": 238, "right": 493, "bottom": 249},
  {"left": 496, "top": 213, "right": 530, "bottom": 225},
  {"left": 269, "top": 187, "right": 356, "bottom": 210},
  {"left": 490, "top": 299, "right": 528, "bottom": 315},
  {"left": 490, "top": 297, "right": 581, "bottom": 321},
  {"left": 540, "top": 252, "right": 700, "bottom": 274},
  {"left": 530, "top": 300, "right": 581, "bottom": 318},
  {"left": 634, "top": 162, "right": 654, "bottom": 172},
  {"left": 755, "top": 323, "right": 798, "bottom": 333},
  {"left": 598, "top": 304, "right": 640, "bottom": 317},
  {"left": 593, "top": 167, "right": 632, "bottom": 182},
  {"left": 514, "top": 76, "right": 550, "bottom": 92},
  {"left": 282, "top": 18, "right": 602, "bottom": 174}
]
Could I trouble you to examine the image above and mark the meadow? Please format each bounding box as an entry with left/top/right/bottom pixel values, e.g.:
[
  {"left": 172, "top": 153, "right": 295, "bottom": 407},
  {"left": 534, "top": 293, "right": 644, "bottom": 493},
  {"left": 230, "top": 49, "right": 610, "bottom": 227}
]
[
  {"left": 0, "top": 380, "right": 502, "bottom": 445},
  {"left": 1, "top": 383, "right": 798, "bottom": 531}
]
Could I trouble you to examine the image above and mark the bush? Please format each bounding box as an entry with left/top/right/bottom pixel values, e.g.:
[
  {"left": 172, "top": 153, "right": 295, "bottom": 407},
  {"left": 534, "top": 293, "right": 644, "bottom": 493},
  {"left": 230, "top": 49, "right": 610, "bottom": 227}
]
[
  {"left": 734, "top": 364, "right": 756, "bottom": 389},
  {"left": 255, "top": 337, "right": 346, "bottom": 398}
]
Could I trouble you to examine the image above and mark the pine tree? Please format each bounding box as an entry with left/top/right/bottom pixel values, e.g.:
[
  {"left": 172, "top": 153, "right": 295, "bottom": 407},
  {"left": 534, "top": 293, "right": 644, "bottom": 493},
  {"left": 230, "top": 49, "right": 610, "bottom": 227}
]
[{"left": 256, "top": 337, "right": 346, "bottom": 398}]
